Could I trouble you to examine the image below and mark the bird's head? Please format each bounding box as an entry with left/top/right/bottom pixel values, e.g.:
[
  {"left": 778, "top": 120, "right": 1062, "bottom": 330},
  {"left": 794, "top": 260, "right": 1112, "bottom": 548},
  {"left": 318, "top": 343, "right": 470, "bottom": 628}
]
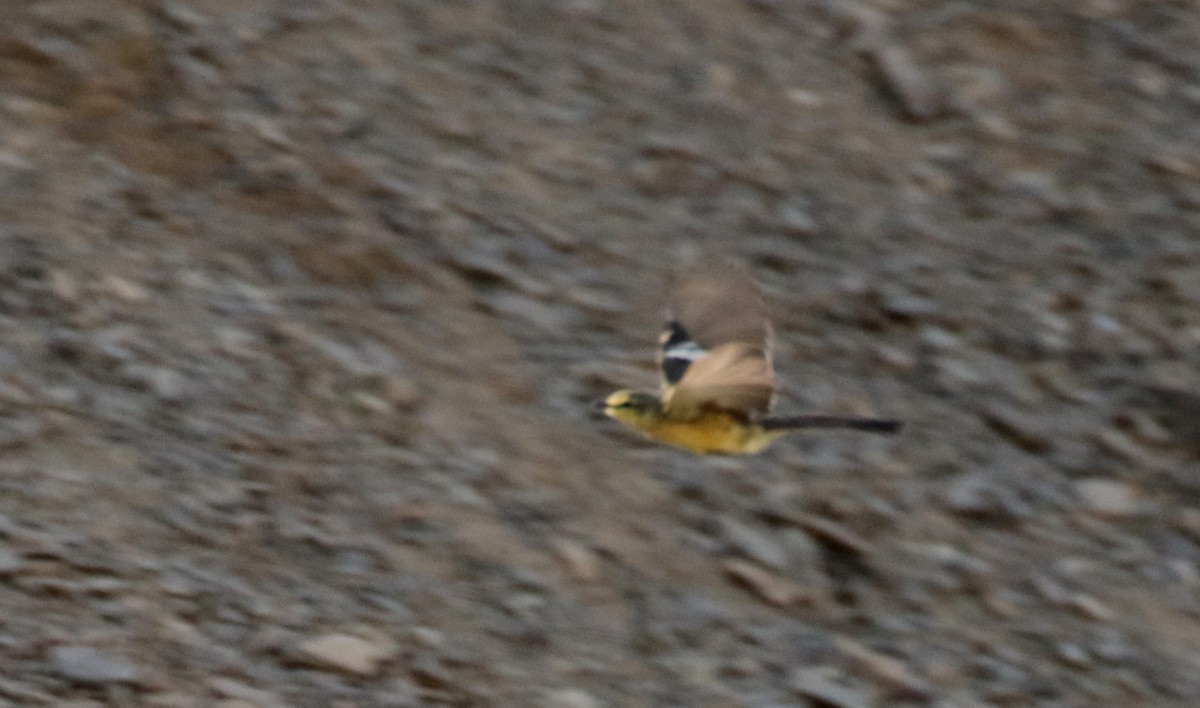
[{"left": 596, "top": 390, "right": 663, "bottom": 427}]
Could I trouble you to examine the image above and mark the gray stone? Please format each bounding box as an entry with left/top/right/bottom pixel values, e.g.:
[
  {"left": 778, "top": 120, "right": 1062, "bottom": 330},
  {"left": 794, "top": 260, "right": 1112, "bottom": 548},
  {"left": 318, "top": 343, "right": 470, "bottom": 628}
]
[{"left": 50, "top": 646, "right": 140, "bottom": 685}]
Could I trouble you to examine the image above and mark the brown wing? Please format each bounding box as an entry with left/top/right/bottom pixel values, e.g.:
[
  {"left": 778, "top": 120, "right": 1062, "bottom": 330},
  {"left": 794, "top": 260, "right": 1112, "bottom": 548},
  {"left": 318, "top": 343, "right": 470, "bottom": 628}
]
[
  {"left": 662, "top": 342, "right": 776, "bottom": 419},
  {"left": 669, "top": 261, "right": 772, "bottom": 352},
  {"left": 658, "top": 261, "right": 774, "bottom": 388}
]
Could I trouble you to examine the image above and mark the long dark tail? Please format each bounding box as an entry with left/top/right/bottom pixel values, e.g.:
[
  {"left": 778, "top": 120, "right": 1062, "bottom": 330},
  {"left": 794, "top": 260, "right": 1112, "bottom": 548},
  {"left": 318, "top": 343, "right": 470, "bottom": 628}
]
[{"left": 761, "top": 415, "right": 902, "bottom": 434}]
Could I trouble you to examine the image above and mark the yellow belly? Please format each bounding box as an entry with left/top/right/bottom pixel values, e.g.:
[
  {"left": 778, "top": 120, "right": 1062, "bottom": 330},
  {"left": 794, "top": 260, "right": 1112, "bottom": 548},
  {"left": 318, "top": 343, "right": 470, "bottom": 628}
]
[{"left": 643, "top": 412, "right": 782, "bottom": 455}]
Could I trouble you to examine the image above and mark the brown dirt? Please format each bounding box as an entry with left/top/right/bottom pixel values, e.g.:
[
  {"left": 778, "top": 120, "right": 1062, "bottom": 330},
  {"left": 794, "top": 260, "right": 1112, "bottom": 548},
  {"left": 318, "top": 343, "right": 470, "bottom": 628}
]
[{"left": 2, "top": 1, "right": 1200, "bottom": 706}]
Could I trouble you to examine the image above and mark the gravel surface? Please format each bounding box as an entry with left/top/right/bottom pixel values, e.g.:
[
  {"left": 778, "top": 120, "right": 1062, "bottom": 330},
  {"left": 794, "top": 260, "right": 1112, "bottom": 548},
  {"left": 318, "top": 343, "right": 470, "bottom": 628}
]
[{"left": 2, "top": 1, "right": 1200, "bottom": 706}]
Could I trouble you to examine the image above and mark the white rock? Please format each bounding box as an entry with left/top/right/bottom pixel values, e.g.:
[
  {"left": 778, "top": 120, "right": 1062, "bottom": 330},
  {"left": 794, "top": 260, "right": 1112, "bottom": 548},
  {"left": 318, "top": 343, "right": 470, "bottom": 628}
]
[
  {"left": 296, "top": 632, "right": 397, "bottom": 677},
  {"left": 51, "top": 645, "right": 140, "bottom": 685},
  {"left": 1075, "top": 479, "right": 1140, "bottom": 518}
]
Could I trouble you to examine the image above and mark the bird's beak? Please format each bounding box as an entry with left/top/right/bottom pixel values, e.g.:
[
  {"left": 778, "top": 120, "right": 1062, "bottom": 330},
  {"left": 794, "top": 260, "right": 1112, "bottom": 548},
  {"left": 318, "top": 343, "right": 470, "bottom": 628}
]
[{"left": 590, "top": 398, "right": 609, "bottom": 418}]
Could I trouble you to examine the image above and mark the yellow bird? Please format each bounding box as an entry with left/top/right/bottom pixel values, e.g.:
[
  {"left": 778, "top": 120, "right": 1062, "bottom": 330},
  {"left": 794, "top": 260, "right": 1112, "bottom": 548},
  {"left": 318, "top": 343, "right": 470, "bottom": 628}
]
[{"left": 598, "top": 263, "right": 901, "bottom": 454}]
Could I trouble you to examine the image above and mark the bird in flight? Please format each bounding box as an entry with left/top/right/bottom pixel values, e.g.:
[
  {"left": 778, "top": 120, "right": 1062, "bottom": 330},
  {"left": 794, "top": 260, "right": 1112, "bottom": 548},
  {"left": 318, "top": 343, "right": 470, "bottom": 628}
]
[{"left": 598, "top": 262, "right": 901, "bottom": 454}]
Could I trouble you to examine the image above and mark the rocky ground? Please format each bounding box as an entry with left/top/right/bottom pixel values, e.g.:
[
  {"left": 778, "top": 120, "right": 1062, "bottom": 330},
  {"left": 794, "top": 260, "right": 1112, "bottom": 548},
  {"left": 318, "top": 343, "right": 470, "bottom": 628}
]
[{"left": 1, "top": 1, "right": 1200, "bottom": 706}]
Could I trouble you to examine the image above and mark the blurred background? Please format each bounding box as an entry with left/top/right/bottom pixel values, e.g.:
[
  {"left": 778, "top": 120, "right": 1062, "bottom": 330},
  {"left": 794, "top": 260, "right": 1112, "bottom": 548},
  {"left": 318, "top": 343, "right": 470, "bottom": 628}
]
[{"left": 1, "top": 1, "right": 1199, "bottom": 705}]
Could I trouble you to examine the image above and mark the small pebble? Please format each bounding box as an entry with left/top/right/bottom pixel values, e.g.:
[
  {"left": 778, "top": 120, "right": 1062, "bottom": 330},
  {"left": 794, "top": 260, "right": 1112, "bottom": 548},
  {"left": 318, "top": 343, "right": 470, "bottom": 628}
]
[
  {"left": 1094, "top": 429, "right": 1168, "bottom": 473},
  {"left": 1075, "top": 479, "right": 1140, "bottom": 518},
  {"left": 1066, "top": 592, "right": 1115, "bottom": 622},
  {"left": 0, "top": 547, "right": 23, "bottom": 576},
  {"left": 790, "top": 666, "right": 870, "bottom": 708},
  {"left": 150, "top": 367, "right": 187, "bottom": 402},
  {"left": 866, "top": 43, "right": 947, "bottom": 121},
  {"left": 978, "top": 401, "right": 1051, "bottom": 452},
  {"left": 1057, "top": 642, "right": 1091, "bottom": 668},
  {"left": 104, "top": 275, "right": 151, "bottom": 303},
  {"left": 724, "top": 559, "right": 804, "bottom": 607},
  {"left": 295, "top": 632, "right": 397, "bottom": 677},
  {"left": 834, "top": 636, "right": 930, "bottom": 699},
  {"left": 552, "top": 538, "right": 600, "bottom": 582},
  {"left": 720, "top": 517, "right": 789, "bottom": 571},
  {"left": 50, "top": 646, "right": 140, "bottom": 686},
  {"left": 542, "top": 688, "right": 600, "bottom": 708}
]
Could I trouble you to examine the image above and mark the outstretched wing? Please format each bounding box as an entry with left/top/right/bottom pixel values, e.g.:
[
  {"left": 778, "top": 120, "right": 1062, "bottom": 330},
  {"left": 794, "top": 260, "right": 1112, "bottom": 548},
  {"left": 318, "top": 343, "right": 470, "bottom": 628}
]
[
  {"left": 662, "top": 342, "right": 776, "bottom": 419},
  {"left": 657, "top": 261, "right": 774, "bottom": 389}
]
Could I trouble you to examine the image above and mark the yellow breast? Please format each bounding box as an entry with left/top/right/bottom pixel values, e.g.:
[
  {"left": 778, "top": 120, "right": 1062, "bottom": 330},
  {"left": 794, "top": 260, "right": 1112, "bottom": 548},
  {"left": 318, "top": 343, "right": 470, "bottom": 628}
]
[{"left": 644, "top": 411, "right": 781, "bottom": 455}]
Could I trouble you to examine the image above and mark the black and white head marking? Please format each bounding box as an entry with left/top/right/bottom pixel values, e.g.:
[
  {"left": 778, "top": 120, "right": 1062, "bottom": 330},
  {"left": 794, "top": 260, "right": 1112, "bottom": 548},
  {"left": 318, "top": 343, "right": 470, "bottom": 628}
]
[{"left": 659, "top": 320, "right": 707, "bottom": 385}]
